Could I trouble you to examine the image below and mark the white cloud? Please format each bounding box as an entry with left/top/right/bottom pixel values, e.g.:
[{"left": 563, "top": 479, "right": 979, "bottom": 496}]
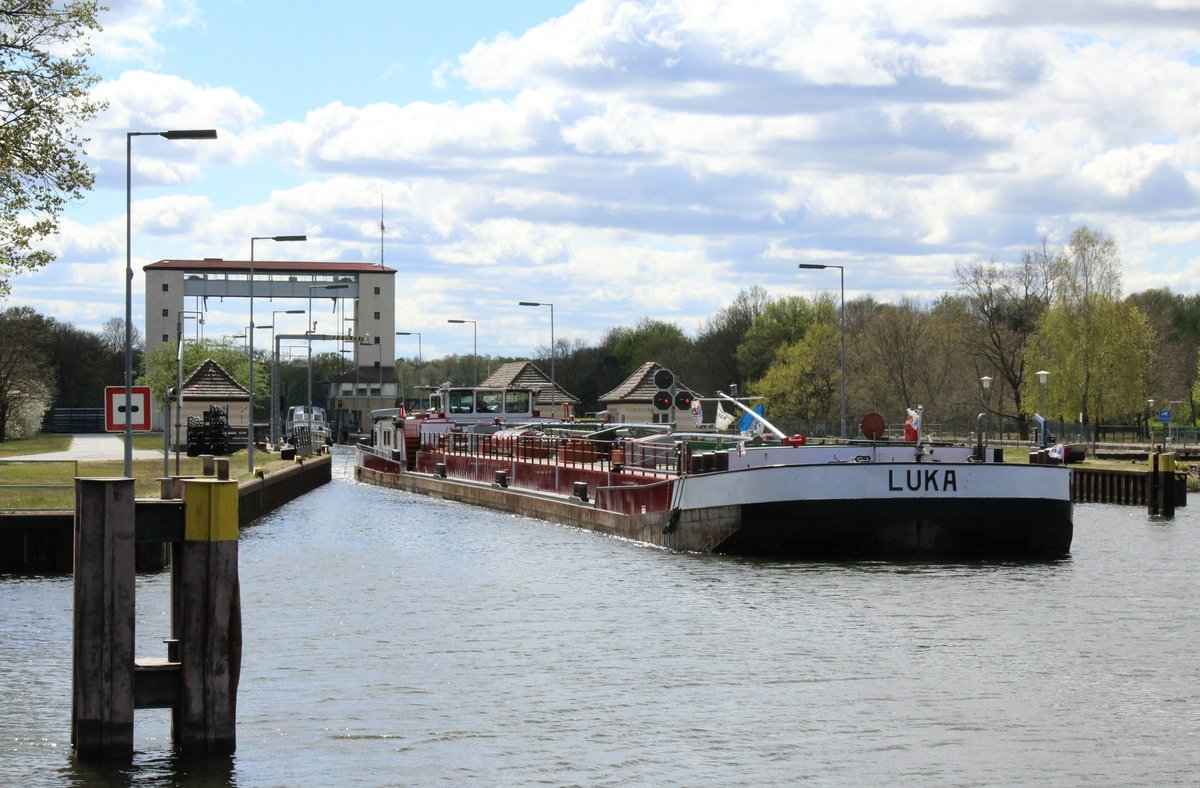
[{"left": 17, "top": 0, "right": 1200, "bottom": 350}]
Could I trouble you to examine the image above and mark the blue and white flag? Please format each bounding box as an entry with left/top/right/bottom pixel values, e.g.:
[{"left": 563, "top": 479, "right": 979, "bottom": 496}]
[{"left": 738, "top": 404, "right": 765, "bottom": 435}]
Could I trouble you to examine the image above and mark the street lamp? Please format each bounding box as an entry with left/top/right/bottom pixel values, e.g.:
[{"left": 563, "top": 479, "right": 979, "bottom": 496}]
[
  {"left": 447, "top": 319, "right": 478, "bottom": 387},
  {"left": 980, "top": 375, "right": 993, "bottom": 454},
  {"left": 270, "top": 309, "right": 305, "bottom": 446},
  {"left": 1036, "top": 370, "right": 1049, "bottom": 446},
  {"left": 125, "top": 127, "right": 217, "bottom": 476},
  {"left": 797, "top": 263, "right": 846, "bottom": 438},
  {"left": 396, "top": 331, "right": 422, "bottom": 408},
  {"left": 307, "top": 283, "right": 349, "bottom": 412},
  {"left": 248, "top": 235, "right": 306, "bottom": 472},
  {"left": 174, "top": 309, "right": 204, "bottom": 476},
  {"left": 519, "top": 301, "right": 555, "bottom": 416}
]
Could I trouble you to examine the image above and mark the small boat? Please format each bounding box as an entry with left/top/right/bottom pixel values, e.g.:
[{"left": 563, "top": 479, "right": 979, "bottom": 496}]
[
  {"left": 284, "top": 405, "right": 331, "bottom": 454},
  {"left": 356, "top": 386, "right": 1073, "bottom": 559}
]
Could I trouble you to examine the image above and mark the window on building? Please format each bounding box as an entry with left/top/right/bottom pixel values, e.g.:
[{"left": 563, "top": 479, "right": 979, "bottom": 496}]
[
  {"left": 373, "top": 311, "right": 380, "bottom": 320},
  {"left": 374, "top": 286, "right": 380, "bottom": 295},
  {"left": 162, "top": 308, "right": 169, "bottom": 317},
  {"left": 162, "top": 283, "right": 169, "bottom": 292},
  {"left": 374, "top": 335, "right": 380, "bottom": 344},
  {"left": 162, "top": 334, "right": 169, "bottom": 343}
]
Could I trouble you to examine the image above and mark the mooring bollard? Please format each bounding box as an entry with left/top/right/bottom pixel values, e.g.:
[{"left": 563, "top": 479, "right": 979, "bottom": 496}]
[
  {"left": 72, "top": 475, "right": 241, "bottom": 760},
  {"left": 176, "top": 478, "right": 242, "bottom": 754},
  {"left": 201, "top": 454, "right": 215, "bottom": 476},
  {"left": 214, "top": 457, "right": 230, "bottom": 481},
  {"left": 1148, "top": 451, "right": 1177, "bottom": 518},
  {"left": 72, "top": 477, "right": 137, "bottom": 758}
]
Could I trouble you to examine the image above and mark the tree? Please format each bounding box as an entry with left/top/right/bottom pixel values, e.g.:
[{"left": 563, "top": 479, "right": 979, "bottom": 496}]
[
  {"left": 1126, "top": 288, "right": 1200, "bottom": 425},
  {"left": 752, "top": 322, "right": 840, "bottom": 434},
  {"left": 1026, "top": 296, "right": 1152, "bottom": 435},
  {"left": 736, "top": 296, "right": 817, "bottom": 383},
  {"left": 139, "top": 338, "right": 266, "bottom": 414},
  {"left": 0, "top": 306, "right": 56, "bottom": 440},
  {"left": 610, "top": 318, "right": 692, "bottom": 376},
  {"left": 45, "top": 318, "right": 120, "bottom": 408},
  {"left": 693, "top": 286, "right": 769, "bottom": 395},
  {"left": 953, "top": 239, "right": 1056, "bottom": 438},
  {"left": 1028, "top": 227, "right": 1126, "bottom": 433},
  {"left": 99, "top": 316, "right": 142, "bottom": 354},
  {"left": 0, "top": 1, "right": 106, "bottom": 294}
]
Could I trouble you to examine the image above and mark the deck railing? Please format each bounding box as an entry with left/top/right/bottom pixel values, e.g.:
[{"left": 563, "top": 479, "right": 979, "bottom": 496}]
[{"left": 415, "top": 431, "right": 685, "bottom": 503}]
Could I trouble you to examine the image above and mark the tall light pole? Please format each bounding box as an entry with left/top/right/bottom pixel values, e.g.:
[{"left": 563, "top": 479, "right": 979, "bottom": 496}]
[
  {"left": 174, "top": 309, "right": 204, "bottom": 476},
  {"left": 125, "top": 127, "right": 217, "bottom": 476},
  {"left": 307, "top": 283, "right": 349, "bottom": 412},
  {"left": 248, "top": 235, "right": 306, "bottom": 472},
  {"left": 396, "top": 331, "right": 422, "bottom": 408},
  {"left": 980, "top": 375, "right": 993, "bottom": 452},
  {"left": 1036, "top": 369, "right": 1049, "bottom": 446},
  {"left": 270, "top": 309, "right": 305, "bottom": 446},
  {"left": 519, "top": 301, "right": 555, "bottom": 416},
  {"left": 447, "top": 319, "right": 478, "bottom": 387},
  {"left": 797, "top": 263, "right": 846, "bottom": 438}
]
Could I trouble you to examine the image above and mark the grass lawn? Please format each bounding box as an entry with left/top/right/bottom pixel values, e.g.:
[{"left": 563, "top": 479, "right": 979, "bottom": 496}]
[
  {"left": 0, "top": 434, "right": 72, "bottom": 457},
  {"left": 1, "top": 443, "right": 307, "bottom": 510}
]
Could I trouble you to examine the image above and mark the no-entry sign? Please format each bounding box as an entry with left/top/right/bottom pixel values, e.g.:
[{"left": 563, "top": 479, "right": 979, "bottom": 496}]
[{"left": 105, "top": 386, "right": 153, "bottom": 432}]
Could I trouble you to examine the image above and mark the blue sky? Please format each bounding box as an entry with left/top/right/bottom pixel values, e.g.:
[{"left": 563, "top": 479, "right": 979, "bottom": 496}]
[{"left": 8, "top": 0, "right": 1200, "bottom": 363}]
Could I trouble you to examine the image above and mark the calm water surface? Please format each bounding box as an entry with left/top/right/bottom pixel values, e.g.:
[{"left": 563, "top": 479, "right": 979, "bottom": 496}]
[{"left": 3, "top": 449, "right": 1199, "bottom": 786}]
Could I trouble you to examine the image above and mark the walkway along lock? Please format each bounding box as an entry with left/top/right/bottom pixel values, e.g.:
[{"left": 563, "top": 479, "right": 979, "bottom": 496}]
[{"left": 72, "top": 476, "right": 241, "bottom": 759}]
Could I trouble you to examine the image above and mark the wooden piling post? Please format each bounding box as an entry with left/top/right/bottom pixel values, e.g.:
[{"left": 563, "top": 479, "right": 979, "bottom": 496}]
[
  {"left": 1149, "top": 451, "right": 1177, "bottom": 518},
  {"left": 174, "top": 478, "right": 241, "bottom": 754},
  {"left": 72, "top": 477, "right": 136, "bottom": 759}
]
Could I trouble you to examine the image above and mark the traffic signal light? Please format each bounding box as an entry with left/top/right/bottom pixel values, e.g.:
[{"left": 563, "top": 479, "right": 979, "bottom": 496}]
[
  {"left": 674, "top": 390, "right": 694, "bottom": 410},
  {"left": 653, "top": 368, "right": 675, "bottom": 389},
  {"left": 653, "top": 390, "right": 673, "bottom": 411}
]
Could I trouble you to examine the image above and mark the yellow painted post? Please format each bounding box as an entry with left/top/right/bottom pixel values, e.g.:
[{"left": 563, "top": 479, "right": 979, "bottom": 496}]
[{"left": 175, "top": 478, "right": 241, "bottom": 754}]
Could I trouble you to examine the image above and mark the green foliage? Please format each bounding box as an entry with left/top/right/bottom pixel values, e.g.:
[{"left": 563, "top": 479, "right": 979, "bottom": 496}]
[
  {"left": 139, "top": 338, "right": 267, "bottom": 409},
  {"left": 0, "top": 1, "right": 106, "bottom": 294},
  {"left": 1023, "top": 227, "right": 1147, "bottom": 428},
  {"left": 751, "top": 323, "right": 840, "bottom": 434},
  {"left": 1025, "top": 296, "right": 1152, "bottom": 424},
  {"left": 610, "top": 318, "right": 691, "bottom": 376},
  {"left": 736, "top": 296, "right": 817, "bottom": 383}
]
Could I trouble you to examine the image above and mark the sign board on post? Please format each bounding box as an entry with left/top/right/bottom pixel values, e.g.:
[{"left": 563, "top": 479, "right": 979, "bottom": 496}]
[
  {"left": 105, "top": 386, "right": 153, "bottom": 432},
  {"left": 1159, "top": 410, "right": 1172, "bottom": 424}
]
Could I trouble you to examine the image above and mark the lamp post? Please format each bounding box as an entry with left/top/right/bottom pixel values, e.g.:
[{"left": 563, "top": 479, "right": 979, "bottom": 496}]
[
  {"left": 519, "top": 301, "right": 555, "bottom": 416},
  {"left": 1147, "top": 398, "right": 1155, "bottom": 446},
  {"left": 247, "top": 235, "right": 306, "bottom": 472},
  {"left": 396, "top": 331, "right": 422, "bottom": 408},
  {"left": 447, "top": 319, "right": 478, "bottom": 387},
  {"left": 1036, "top": 370, "right": 1049, "bottom": 446},
  {"left": 125, "top": 127, "right": 217, "bottom": 476},
  {"left": 270, "top": 309, "right": 305, "bottom": 447},
  {"left": 307, "top": 283, "right": 349, "bottom": 413},
  {"left": 174, "top": 309, "right": 204, "bottom": 476},
  {"left": 797, "top": 263, "right": 846, "bottom": 438},
  {"left": 980, "top": 375, "right": 993, "bottom": 452}
]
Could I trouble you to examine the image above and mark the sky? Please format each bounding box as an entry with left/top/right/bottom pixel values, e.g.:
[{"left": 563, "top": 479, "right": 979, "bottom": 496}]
[{"left": 7, "top": 0, "right": 1200, "bottom": 362}]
